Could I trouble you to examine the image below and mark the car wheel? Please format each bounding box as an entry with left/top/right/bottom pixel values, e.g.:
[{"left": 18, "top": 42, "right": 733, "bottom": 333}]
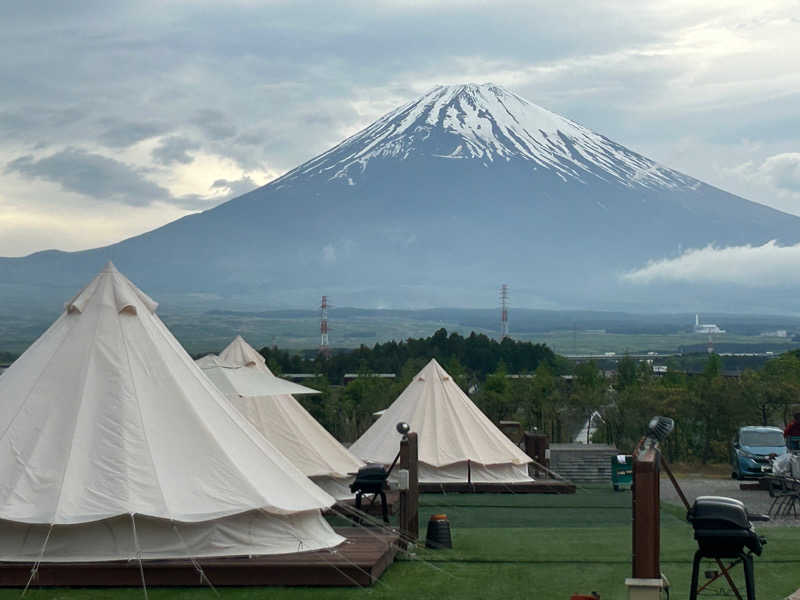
[{"left": 731, "top": 470, "right": 740, "bottom": 480}]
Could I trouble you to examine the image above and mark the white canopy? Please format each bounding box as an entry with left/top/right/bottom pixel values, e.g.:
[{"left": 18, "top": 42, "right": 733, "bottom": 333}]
[
  {"left": 350, "top": 359, "right": 533, "bottom": 483},
  {"left": 201, "top": 337, "right": 364, "bottom": 500},
  {"left": 197, "top": 354, "right": 320, "bottom": 397},
  {"left": 0, "top": 263, "right": 342, "bottom": 560}
]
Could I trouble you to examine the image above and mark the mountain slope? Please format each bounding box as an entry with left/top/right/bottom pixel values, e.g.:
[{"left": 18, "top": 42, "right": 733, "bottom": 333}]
[
  {"left": 287, "top": 84, "right": 696, "bottom": 190},
  {"left": 2, "top": 83, "right": 800, "bottom": 311}
]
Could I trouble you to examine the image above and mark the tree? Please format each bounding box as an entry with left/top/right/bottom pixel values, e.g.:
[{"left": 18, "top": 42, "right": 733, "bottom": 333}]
[
  {"left": 298, "top": 374, "right": 330, "bottom": 427},
  {"left": 340, "top": 374, "right": 394, "bottom": 442},
  {"left": 445, "top": 356, "right": 469, "bottom": 393},
  {"left": 761, "top": 353, "right": 800, "bottom": 426},
  {"left": 477, "top": 361, "right": 512, "bottom": 422},
  {"left": 615, "top": 355, "right": 638, "bottom": 392}
]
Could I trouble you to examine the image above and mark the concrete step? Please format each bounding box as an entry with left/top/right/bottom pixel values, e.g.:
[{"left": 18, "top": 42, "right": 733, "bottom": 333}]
[{"left": 549, "top": 448, "right": 620, "bottom": 483}]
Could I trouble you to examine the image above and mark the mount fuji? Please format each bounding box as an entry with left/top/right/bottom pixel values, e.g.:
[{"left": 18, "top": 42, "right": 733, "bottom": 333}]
[{"left": 3, "top": 83, "right": 800, "bottom": 312}]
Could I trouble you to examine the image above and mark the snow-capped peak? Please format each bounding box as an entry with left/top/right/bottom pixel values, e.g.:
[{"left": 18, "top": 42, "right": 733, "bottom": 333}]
[{"left": 285, "top": 83, "right": 695, "bottom": 190}]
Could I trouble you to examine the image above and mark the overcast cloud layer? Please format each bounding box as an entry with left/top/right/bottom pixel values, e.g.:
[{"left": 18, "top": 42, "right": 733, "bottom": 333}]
[
  {"left": 623, "top": 241, "right": 800, "bottom": 286},
  {"left": 1, "top": 0, "right": 799, "bottom": 258}
]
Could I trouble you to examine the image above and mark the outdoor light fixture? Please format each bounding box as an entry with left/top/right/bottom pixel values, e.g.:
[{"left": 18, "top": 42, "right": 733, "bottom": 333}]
[
  {"left": 396, "top": 421, "right": 410, "bottom": 436},
  {"left": 646, "top": 416, "right": 674, "bottom": 444}
]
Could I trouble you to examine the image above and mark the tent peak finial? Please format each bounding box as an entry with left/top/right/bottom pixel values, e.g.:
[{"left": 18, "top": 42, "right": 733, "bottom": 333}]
[{"left": 65, "top": 263, "right": 158, "bottom": 315}]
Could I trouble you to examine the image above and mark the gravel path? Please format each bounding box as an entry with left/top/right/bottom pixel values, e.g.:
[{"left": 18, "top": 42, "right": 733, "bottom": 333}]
[{"left": 660, "top": 477, "right": 799, "bottom": 528}]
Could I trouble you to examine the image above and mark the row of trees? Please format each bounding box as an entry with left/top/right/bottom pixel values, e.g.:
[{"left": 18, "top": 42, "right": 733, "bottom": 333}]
[
  {"left": 261, "top": 328, "right": 564, "bottom": 383},
  {"left": 261, "top": 329, "right": 563, "bottom": 443},
  {"left": 603, "top": 353, "right": 800, "bottom": 463},
  {"left": 267, "top": 330, "right": 800, "bottom": 464}
]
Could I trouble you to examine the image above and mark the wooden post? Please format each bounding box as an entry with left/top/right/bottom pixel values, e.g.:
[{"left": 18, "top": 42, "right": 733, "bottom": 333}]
[
  {"left": 632, "top": 447, "right": 660, "bottom": 579},
  {"left": 524, "top": 432, "right": 549, "bottom": 478},
  {"left": 398, "top": 431, "right": 419, "bottom": 543}
]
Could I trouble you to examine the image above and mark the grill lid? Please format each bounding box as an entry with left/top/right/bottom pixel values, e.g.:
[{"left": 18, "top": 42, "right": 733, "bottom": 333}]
[
  {"left": 688, "top": 496, "right": 750, "bottom": 530},
  {"left": 350, "top": 463, "right": 389, "bottom": 493}
]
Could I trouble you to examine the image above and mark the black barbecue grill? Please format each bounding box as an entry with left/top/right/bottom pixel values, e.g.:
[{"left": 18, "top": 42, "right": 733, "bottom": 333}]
[
  {"left": 350, "top": 463, "right": 390, "bottom": 522},
  {"left": 349, "top": 422, "right": 410, "bottom": 525},
  {"left": 686, "top": 496, "right": 767, "bottom": 600}
]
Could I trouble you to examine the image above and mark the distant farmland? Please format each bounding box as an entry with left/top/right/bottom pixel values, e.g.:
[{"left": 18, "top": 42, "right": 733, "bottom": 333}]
[{"left": 2, "top": 306, "right": 799, "bottom": 358}]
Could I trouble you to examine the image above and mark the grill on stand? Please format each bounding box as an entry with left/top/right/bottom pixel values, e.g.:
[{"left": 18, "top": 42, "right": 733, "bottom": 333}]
[
  {"left": 350, "top": 422, "right": 411, "bottom": 526},
  {"left": 350, "top": 464, "right": 390, "bottom": 523},
  {"left": 686, "top": 496, "right": 767, "bottom": 600}
]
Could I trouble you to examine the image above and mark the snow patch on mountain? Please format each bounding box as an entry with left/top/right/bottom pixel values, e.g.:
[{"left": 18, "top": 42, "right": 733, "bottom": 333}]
[{"left": 283, "top": 83, "right": 697, "bottom": 191}]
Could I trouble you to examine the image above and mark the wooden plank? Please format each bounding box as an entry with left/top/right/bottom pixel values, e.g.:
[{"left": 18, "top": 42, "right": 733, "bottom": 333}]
[
  {"left": 418, "top": 480, "right": 576, "bottom": 494},
  {"left": 331, "top": 491, "right": 399, "bottom": 517},
  {"left": 0, "top": 528, "right": 398, "bottom": 588},
  {"left": 632, "top": 447, "right": 660, "bottom": 579}
]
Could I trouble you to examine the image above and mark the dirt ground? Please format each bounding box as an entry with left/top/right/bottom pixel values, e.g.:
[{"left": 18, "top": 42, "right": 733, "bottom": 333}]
[{"left": 661, "top": 476, "right": 799, "bottom": 527}]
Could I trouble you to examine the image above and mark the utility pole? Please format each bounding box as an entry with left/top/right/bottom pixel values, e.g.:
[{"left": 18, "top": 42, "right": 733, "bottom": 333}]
[
  {"left": 500, "top": 284, "right": 509, "bottom": 340},
  {"left": 320, "top": 296, "right": 330, "bottom": 357}
]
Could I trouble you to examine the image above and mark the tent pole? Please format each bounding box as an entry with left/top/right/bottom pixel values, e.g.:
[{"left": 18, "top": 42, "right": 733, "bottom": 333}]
[
  {"left": 130, "top": 514, "right": 149, "bottom": 600},
  {"left": 22, "top": 523, "right": 54, "bottom": 597}
]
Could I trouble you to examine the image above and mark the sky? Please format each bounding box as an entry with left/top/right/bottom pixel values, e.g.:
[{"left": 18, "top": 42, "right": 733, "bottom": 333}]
[{"left": 1, "top": 0, "right": 799, "bottom": 261}]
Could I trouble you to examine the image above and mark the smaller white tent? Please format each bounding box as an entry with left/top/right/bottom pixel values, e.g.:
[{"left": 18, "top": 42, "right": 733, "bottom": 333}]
[
  {"left": 350, "top": 359, "right": 533, "bottom": 484},
  {"left": 199, "top": 337, "right": 364, "bottom": 500}
]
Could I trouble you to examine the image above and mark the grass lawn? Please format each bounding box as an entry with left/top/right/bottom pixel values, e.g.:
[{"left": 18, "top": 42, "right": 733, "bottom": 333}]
[{"left": 9, "top": 486, "right": 800, "bottom": 599}]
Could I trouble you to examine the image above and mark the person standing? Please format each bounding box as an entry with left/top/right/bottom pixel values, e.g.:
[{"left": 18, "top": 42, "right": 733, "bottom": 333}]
[{"left": 785, "top": 405, "right": 800, "bottom": 450}]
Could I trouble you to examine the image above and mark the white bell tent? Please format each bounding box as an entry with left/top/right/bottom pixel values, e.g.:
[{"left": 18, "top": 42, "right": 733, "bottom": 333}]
[
  {"left": 0, "top": 263, "right": 342, "bottom": 562},
  {"left": 199, "top": 336, "right": 364, "bottom": 500},
  {"left": 350, "top": 359, "right": 533, "bottom": 483}
]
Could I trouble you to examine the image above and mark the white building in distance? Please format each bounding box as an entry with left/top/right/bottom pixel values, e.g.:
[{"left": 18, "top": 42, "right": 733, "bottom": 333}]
[{"left": 694, "top": 314, "right": 725, "bottom": 334}]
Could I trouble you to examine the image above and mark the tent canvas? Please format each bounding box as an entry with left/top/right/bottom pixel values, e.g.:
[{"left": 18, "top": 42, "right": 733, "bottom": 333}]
[
  {"left": 196, "top": 353, "right": 321, "bottom": 397},
  {"left": 0, "top": 263, "right": 342, "bottom": 561},
  {"left": 200, "top": 336, "right": 364, "bottom": 500},
  {"left": 350, "top": 359, "right": 533, "bottom": 484}
]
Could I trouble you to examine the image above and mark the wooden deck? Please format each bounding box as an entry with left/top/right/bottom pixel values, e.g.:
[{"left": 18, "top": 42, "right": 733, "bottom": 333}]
[
  {"left": 418, "top": 480, "right": 576, "bottom": 494},
  {"left": 0, "top": 528, "right": 399, "bottom": 588},
  {"left": 331, "top": 490, "right": 400, "bottom": 518}
]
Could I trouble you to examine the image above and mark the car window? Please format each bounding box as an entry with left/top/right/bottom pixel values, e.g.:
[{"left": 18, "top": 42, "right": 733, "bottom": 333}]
[{"left": 740, "top": 431, "right": 784, "bottom": 447}]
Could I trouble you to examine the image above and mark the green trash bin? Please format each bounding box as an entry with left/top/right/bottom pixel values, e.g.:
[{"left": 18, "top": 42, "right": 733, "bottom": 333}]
[{"left": 611, "top": 454, "right": 633, "bottom": 491}]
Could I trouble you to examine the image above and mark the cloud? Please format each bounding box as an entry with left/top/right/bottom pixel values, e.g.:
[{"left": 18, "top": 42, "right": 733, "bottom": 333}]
[
  {"left": 764, "top": 153, "right": 800, "bottom": 193},
  {"left": 167, "top": 193, "right": 222, "bottom": 211},
  {"left": 3, "top": 147, "right": 260, "bottom": 212},
  {"left": 1, "top": 0, "right": 800, "bottom": 256},
  {"left": 5, "top": 148, "right": 171, "bottom": 206},
  {"left": 191, "top": 109, "right": 237, "bottom": 141},
  {"left": 0, "top": 199, "right": 191, "bottom": 257},
  {"left": 322, "top": 244, "right": 336, "bottom": 264},
  {"left": 210, "top": 175, "right": 260, "bottom": 198},
  {"left": 738, "top": 153, "right": 800, "bottom": 194},
  {"left": 152, "top": 136, "right": 200, "bottom": 165},
  {"left": 0, "top": 107, "right": 86, "bottom": 143},
  {"left": 320, "top": 239, "right": 355, "bottom": 265},
  {"left": 97, "top": 119, "right": 169, "bottom": 148},
  {"left": 716, "top": 152, "right": 800, "bottom": 214},
  {"left": 622, "top": 240, "right": 800, "bottom": 286}
]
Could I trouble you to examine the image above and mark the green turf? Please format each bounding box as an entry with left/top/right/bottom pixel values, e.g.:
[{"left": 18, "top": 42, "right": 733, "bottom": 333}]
[{"left": 8, "top": 487, "right": 800, "bottom": 599}]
